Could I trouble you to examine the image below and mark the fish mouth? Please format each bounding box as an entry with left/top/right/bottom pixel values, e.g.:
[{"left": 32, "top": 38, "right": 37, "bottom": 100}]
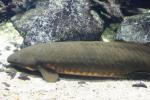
[{"left": 7, "top": 55, "right": 37, "bottom": 71}]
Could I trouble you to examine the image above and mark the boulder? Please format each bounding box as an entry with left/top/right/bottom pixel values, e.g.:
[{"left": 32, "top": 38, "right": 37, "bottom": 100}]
[
  {"left": 0, "top": 0, "right": 35, "bottom": 22},
  {"left": 11, "top": 0, "right": 104, "bottom": 46},
  {"left": 11, "top": 0, "right": 36, "bottom": 13},
  {"left": 115, "top": 13, "right": 150, "bottom": 43},
  {"left": 93, "top": 0, "right": 123, "bottom": 19}
]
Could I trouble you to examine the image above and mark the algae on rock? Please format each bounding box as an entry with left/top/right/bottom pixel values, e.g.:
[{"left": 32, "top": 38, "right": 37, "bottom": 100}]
[
  {"left": 101, "top": 23, "right": 120, "bottom": 42},
  {"left": 115, "top": 13, "right": 150, "bottom": 43}
]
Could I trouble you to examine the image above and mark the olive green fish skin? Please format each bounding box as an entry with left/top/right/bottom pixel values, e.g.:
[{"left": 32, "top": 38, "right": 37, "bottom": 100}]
[{"left": 7, "top": 41, "right": 150, "bottom": 78}]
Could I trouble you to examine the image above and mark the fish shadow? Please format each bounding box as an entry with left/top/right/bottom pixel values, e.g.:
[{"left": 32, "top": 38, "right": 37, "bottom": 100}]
[
  {"left": 60, "top": 73, "right": 150, "bottom": 82},
  {"left": 6, "top": 64, "right": 150, "bottom": 82}
]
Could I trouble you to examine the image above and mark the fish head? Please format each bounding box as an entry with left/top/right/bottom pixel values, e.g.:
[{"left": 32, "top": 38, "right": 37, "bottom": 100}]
[{"left": 7, "top": 49, "right": 37, "bottom": 71}]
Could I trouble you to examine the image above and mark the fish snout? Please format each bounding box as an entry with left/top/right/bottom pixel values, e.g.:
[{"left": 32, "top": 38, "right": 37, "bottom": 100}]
[
  {"left": 7, "top": 53, "right": 37, "bottom": 71},
  {"left": 7, "top": 53, "right": 18, "bottom": 64},
  {"left": 7, "top": 51, "right": 37, "bottom": 67}
]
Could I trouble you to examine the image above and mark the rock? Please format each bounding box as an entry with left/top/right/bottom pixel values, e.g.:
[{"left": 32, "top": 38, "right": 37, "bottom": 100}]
[
  {"left": 11, "top": 0, "right": 36, "bottom": 13},
  {"left": 93, "top": 0, "right": 150, "bottom": 18},
  {"left": 120, "top": 0, "right": 150, "bottom": 16},
  {"left": 0, "top": 1, "right": 8, "bottom": 22},
  {"left": 11, "top": 0, "right": 104, "bottom": 46},
  {"left": 132, "top": 82, "right": 147, "bottom": 88},
  {"left": 115, "top": 13, "right": 150, "bottom": 43},
  {"left": 0, "top": 1, "right": 5, "bottom": 11},
  {"left": 18, "top": 73, "right": 30, "bottom": 81},
  {"left": 5, "top": 46, "right": 11, "bottom": 51},
  {"left": 78, "top": 81, "right": 86, "bottom": 85},
  {"left": 2, "top": 82, "right": 10, "bottom": 87},
  {"left": 93, "top": 0, "right": 123, "bottom": 20},
  {"left": 101, "top": 23, "right": 120, "bottom": 42},
  {"left": 0, "top": 0, "right": 35, "bottom": 22},
  {"left": 7, "top": 71, "right": 16, "bottom": 79},
  {"left": 0, "top": 0, "right": 36, "bottom": 12}
]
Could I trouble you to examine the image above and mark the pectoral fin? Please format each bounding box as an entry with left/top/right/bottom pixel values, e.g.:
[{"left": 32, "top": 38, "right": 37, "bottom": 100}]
[{"left": 38, "top": 66, "right": 59, "bottom": 82}]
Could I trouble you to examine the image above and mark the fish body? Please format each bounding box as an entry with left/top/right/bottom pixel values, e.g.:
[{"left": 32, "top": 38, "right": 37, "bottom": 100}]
[{"left": 7, "top": 42, "right": 150, "bottom": 82}]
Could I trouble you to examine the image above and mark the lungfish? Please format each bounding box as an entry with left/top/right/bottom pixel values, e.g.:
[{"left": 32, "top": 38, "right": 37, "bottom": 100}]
[{"left": 7, "top": 42, "right": 150, "bottom": 82}]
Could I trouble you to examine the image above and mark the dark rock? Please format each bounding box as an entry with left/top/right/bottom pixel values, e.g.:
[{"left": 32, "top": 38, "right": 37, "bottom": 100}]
[
  {"left": 93, "top": 0, "right": 150, "bottom": 18},
  {"left": 5, "top": 46, "right": 11, "bottom": 51},
  {"left": 78, "top": 81, "right": 86, "bottom": 85},
  {"left": 2, "top": 82, "right": 10, "bottom": 87},
  {"left": 132, "top": 82, "right": 147, "bottom": 88},
  {"left": 115, "top": 13, "right": 150, "bottom": 43},
  {"left": 120, "top": 0, "right": 150, "bottom": 16},
  {"left": 0, "top": 1, "right": 9, "bottom": 22},
  {"left": 11, "top": 0, "right": 36, "bottom": 13},
  {"left": 0, "top": 1, "right": 5, "bottom": 10},
  {"left": 0, "top": 0, "right": 36, "bottom": 12},
  {"left": 6, "top": 71, "right": 16, "bottom": 79},
  {"left": 0, "top": 0, "right": 35, "bottom": 22},
  {"left": 5, "top": 88, "right": 10, "bottom": 91},
  {"left": 2, "top": 64, "right": 9, "bottom": 68},
  {"left": 18, "top": 73, "right": 30, "bottom": 80},
  {"left": 11, "top": 0, "right": 103, "bottom": 46},
  {"left": 93, "top": 0, "right": 123, "bottom": 20}
]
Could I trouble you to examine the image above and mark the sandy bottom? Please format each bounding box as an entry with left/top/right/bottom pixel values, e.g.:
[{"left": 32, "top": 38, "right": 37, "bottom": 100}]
[
  {"left": 0, "top": 22, "right": 150, "bottom": 100},
  {"left": 0, "top": 72, "right": 150, "bottom": 100}
]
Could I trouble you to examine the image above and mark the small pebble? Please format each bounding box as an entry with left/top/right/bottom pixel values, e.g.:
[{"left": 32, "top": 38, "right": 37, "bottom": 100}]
[
  {"left": 132, "top": 82, "right": 147, "bottom": 88},
  {"left": 2, "top": 82, "right": 10, "bottom": 87},
  {"left": 18, "top": 73, "right": 30, "bottom": 80},
  {"left": 7, "top": 71, "right": 16, "bottom": 79},
  {"left": 78, "top": 81, "right": 86, "bottom": 84},
  {"left": 5, "top": 88, "right": 10, "bottom": 91},
  {"left": 5, "top": 46, "right": 11, "bottom": 51}
]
